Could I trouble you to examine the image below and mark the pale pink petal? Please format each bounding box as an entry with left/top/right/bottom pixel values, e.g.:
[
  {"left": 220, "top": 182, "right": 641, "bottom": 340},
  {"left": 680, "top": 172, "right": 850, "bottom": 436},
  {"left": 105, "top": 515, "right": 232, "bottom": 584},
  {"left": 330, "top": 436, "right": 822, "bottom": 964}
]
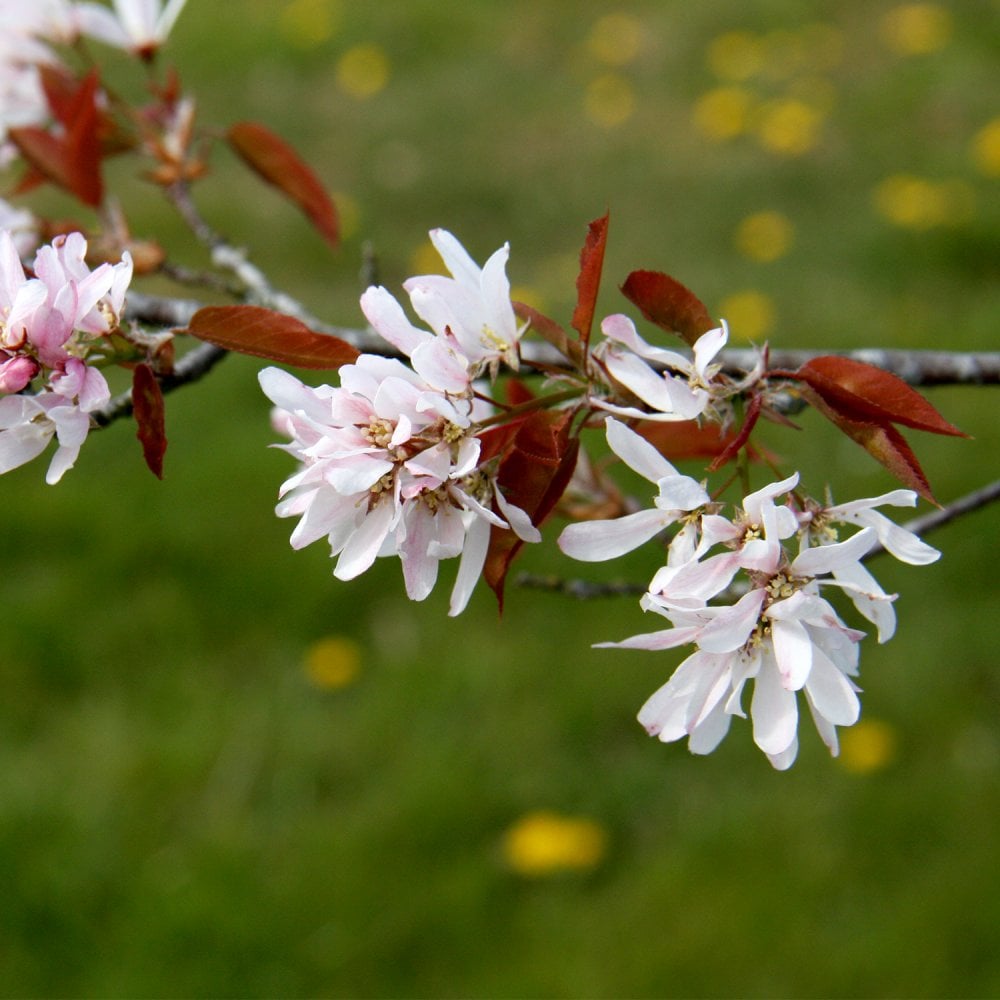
[
  {"left": 360, "top": 285, "right": 432, "bottom": 357},
  {"left": 603, "top": 348, "right": 707, "bottom": 419},
  {"left": 791, "top": 526, "right": 875, "bottom": 576},
  {"left": 853, "top": 508, "right": 940, "bottom": 565},
  {"left": 398, "top": 503, "right": 440, "bottom": 601},
  {"left": 604, "top": 416, "right": 677, "bottom": 483},
  {"left": 803, "top": 688, "right": 841, "bottom": 756},
  {"left": 691, "top": 321, "right": 727, "bottom": 378},
  {"left": 449, "top": 514, "right": 490, "bottom": 617},
  {"left": 637, "top": 650, "right": 711, "bottom": 741},
  {"left": 741, "top": 473, "right": 799, "bottom": 527},
  {"left": 751, "top": 653, "right": 798, "bottom": 755},
  {"left": 656, "top": 476, "right": 710, "bottom": 512},
  {"left": 688, "top": 699, "right": 733, "bottom": 755},
  {"left": 654, "top": 550, "right": 742, "bottom": 605},
  {"left": 696, "top": 588, "right": 766, "bottom": 654},
  {"left": 410, "top": 338, "right": 471, "bottom": 394},
  {"left": 770, "top": 616, "right": 812, "bottom": 690},
  {"left": 494, "top": 488, "right": 541, "bottom": 542},
  {"left": 428, "top": 228, "right": 482, "bottom": 287},
  {"left": 326, "top": 454, "right": 392, "bottom": 494},
  {"left": 804, "top": 646, "right": 860, "bottom": 727},
  {"left": 766, "top": 738, "right": 799, "bottom": 770},
  {"left": 557, "top": 507, "right": 672, "bottom": 561},
  {"left": 831, "top": 561, "right": 897, "bottom": 642},
  {"left": 599, "top": 313, "right": 691, "bottom": 369},
  {"left": 596, "top": 623, "right": 704, "bottom": 652},
  {"left": 334, "top": 499, "right": 395, "bottom": 580}
]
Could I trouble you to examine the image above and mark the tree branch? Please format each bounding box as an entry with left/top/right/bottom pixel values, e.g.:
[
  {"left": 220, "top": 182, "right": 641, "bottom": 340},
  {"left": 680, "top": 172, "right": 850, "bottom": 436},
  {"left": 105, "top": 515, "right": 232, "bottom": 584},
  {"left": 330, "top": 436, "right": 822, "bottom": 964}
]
[
  {"left": 123, "top": 290, "right": 1000, "bottom": 387},
  {"left": 514, "top": 478, "right": 1000, "bottom": 600}
]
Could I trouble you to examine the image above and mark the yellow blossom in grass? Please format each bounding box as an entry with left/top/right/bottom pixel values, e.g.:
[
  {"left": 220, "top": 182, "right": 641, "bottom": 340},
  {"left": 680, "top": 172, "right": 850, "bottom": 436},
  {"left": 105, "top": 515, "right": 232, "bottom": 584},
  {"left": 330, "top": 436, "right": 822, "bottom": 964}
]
[
  {"left": 873, "top": 174, "right": 976, "bottom": 229},
  {"left": 718, "top": 290, "right": 775, "bottom": 341},
  {"left": 693, "top": 86, "right": 754, "bottom": 141},
  {"left": 754, "top": 98, "right": 824, "bottom": 156},
  {"left": 735, "top": 211, "right": 795, "bottom": 263},
  {"left": 880, "top": 3, "right": 952, "bottom": 56},
  {"left": 706, "top": 31, "right": 764, "bottom": 82},
  {"left": 303, "top": 636, "right": 361, "bottom": 690},
  {"left": 336, "top": 43, "right": 390, "bottom": 100},
  {"left": 971, "top": 118, "right": 1000, "bottom": 177},
  {"left": 838, "top": 719, "right": 898, "bottom": 773},
  {"left": 586, "top": 12, "right": 642, "bottom": 66},
  {"left": 502, "top": 811, "right": 607, "bottom": 876},
  {"left": 584, "top": 73, "right": 635, "bottom": 128},
  {"left": 280, "top": 0, "right": 339, "bottom": 48}
]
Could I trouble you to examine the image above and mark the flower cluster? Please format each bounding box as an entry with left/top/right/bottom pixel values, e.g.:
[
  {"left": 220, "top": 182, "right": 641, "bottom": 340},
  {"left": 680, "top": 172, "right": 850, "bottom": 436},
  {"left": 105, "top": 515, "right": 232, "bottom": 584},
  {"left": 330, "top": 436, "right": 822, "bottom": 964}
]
[
  {"left": 0, "top": 0, "right": 189, "bottom": 167},
  {"left": 0, "top": 229, "right": 133, "bottom": 482},
  {"left": 558, "top": 418, "right": 939, "bottom": 769},
  {"left": 591, "top": 313, "right": 730, "bottom": 423},
  {"left": 260, "top": 230, "right": 540, "bottom": 616}
]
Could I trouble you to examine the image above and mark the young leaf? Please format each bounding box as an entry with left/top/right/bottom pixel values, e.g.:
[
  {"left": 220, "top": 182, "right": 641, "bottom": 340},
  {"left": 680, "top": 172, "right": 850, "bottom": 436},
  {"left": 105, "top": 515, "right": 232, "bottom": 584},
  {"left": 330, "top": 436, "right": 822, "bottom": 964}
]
[
  {"left": 513, "top": 300, "right": 579, "bottom": 366},
  {"left": 571, "top": 212, "right": 609, "bottom": 351},
  {"left": 484, "top": 409, "right": 579, "bottom": 611},
  {"left": 707, "top": 393, "right": 763, "bottom": 471},
  {"left": 801, "top": 386, "right": 937, "bottom": 504},
  {"left": 187, "top": 305, "right": 360, "bottom": 369},
  {"left": 227, "top": 121, "right": 339, "bottom": 249},
  {"left": 635, "top": 417, "right": 776, "bottom": 464},
  {"left": 620, "top": 270, "right": 715, "bottom": 347},
  {"left": 797, "top": 356, "right": 966, "bottom": 437},
  {"left": 9, "top": 71, "right": 104, "bottom": 206},
  {"left": 132, "top": 363, "right": 166, "bottom": 479}
]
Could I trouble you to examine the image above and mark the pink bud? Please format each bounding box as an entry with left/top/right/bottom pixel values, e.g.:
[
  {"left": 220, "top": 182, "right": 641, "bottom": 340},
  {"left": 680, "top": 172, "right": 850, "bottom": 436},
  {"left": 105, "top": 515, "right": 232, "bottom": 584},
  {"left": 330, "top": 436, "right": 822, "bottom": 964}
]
[{"left": 0, "top": 355, "right": 38, "bottom": 394}]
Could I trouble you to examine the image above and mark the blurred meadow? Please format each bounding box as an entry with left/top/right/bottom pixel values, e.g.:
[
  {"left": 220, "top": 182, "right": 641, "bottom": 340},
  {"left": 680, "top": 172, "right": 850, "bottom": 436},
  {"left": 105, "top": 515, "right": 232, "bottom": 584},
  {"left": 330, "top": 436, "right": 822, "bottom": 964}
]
[{"left": 3, "top": 1, "right": 1000, "bottom": 996}]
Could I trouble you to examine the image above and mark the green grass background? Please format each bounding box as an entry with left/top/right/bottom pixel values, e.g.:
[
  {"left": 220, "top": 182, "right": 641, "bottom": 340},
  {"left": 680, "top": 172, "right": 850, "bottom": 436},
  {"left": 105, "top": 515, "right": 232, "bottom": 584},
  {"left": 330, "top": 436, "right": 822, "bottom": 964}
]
[{"left": 2, "top": 1, "right": 999, "bottom": 996}]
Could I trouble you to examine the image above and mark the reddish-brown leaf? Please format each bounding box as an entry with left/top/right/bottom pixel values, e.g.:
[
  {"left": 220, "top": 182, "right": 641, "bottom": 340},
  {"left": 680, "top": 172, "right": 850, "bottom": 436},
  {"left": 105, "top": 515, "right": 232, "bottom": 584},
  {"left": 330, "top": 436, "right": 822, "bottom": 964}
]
[
  {"left": 227, "top": 121, "right": 339, "bottom": 248},
  {"left": 708, "top": 393, "right": 763, "bottom": 471},
  {"left": 63, "top": 71, "right": 104, "bottom": 206},
  {"left": 8, "top": 128, "right": 73, "bottom": 191},
  {"left": 9, "top": 71, "right": 104, "bottom": 207},
  {"left": 484, "top": 409, "right": 579, "bottom": 611},
  {"left": 187, "top": 305, "right": 360, "bottom": 369},
  {"left": 503, "top": 377, "right": 536, "bottom": 408},
  {"left": 476, "top": 418, "right": 528, "bottom": 466},
  {"left": 513, "top": 300, "right": 579, "bottom": 366},
  {"left": 620, "top": 270, "right": 715, "bottom": 347},
  {"left": 132, "top": 363, "right": 166, "bottom": 479},
  {"left": 571, "top": 212, "right": 609, "bottom": 351},
  {"left": 39, "top": 64, "right": 83, "bottom": 127},
  {"left": 635, "top": 417, "right": 774, "bottom": 464},
  {"left": 797, "top": 356, "right": 966, "bottom": 437},
  {"left": 801, "top": 386, "right": 936, "bottom": 504}
]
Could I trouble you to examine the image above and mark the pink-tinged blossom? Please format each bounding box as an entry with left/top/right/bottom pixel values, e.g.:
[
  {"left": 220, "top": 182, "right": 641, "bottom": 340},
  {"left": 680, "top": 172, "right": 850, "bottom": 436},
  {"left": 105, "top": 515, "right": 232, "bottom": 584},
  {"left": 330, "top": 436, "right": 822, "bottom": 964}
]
[
  {"left": 260, "top": 360, "right": 539, "bottom": 617},
  {"left": 0, "top": 228, "right": 133, "bottom": 482},
  {"left": 581, "top": 471, "right": 938, "bottom": 769},
  {"left": 796, "top": 489, "right": 940, "bottom": 642},
  {"left": 0, "top": 357, "right": 110, "bottom": 483},
  {"left": 591, "top": 314, "right": 728, "bottom": 422},
  {"left": 397, "top": 229, "right": 525, "bottom": 376},
  {"left": 76, "top": 0, "right": 188, "bottom": 55},
  {"left": 0, "top": 230, "right": 133, "bottom": 367}
]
